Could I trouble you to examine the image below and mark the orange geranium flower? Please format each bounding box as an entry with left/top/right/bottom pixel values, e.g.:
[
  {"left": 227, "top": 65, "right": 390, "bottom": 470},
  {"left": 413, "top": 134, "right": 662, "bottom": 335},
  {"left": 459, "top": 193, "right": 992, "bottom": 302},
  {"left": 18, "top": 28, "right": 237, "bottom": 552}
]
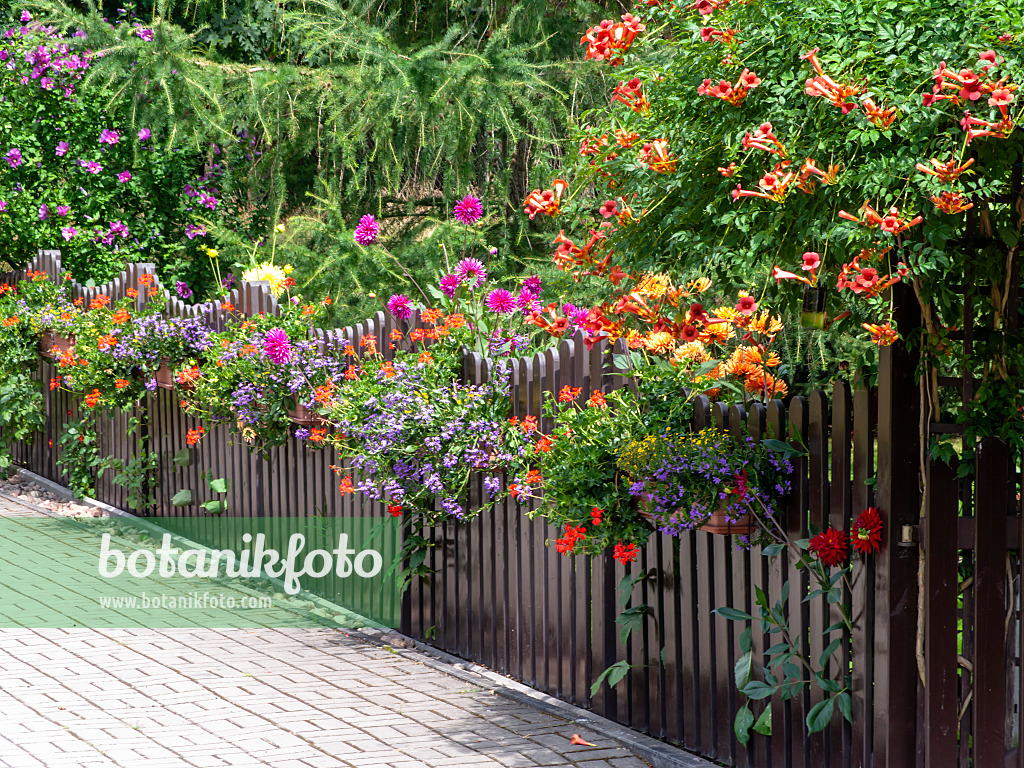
[
  {"left": 114, "top": 379, "right": 129, "bottom": 389},
  {"left": 338, "top": 476, "right": 355, "bottom": 495},
  {"left": 138, "top": 274, "right": 154, "bottom": 286},
  {"left": 2, "top": 316, "right": 17, "bottom": 327},
  {"left": 85, "top": 389, "right": 102, "bottom": 408},
  {"left": 89, "top": 295, "right": 111, "bottom": 310},
  {"left": 126, "top": 287, "right": 139, "bottom": 298},
  {"left": 558, "top": 385, "right": 582, "bottom": 402},
  {"left": 111, "top": 308, "right": 130, "bottom": 324},
  {"left": 185, "top": 427, "right": 205, "bottom": 446}
]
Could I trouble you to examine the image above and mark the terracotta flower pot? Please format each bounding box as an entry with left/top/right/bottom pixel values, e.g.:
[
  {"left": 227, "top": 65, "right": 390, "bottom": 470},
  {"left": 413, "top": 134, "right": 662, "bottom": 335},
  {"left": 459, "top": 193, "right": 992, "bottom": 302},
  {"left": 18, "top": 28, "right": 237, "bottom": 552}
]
[
  {"left": 288, "top": 403, "right": 328, "bottom": 426},
  {"left": 637, "top": 492, "right": 757, "bottom": 535},
  {"left": 153, "top": 359, "right": 175, "bottom": 390},
  {"left": 39, "top": 331, "right": 74, "bottom": 359},
  {"left": 699, "top": 509, "right": 757, "bottom": 536}
]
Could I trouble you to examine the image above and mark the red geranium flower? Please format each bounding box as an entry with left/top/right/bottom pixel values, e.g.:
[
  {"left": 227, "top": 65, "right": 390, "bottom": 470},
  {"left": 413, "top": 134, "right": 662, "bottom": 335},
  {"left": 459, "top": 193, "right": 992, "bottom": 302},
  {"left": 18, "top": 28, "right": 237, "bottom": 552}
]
[
  {"left": 613, "top": 541, "right": 639, "bottom": 564},
  {"left": 853, "top": 507, "right": 883, "bottom": 554},
  {"left": 808, "top": 527, "right": 849, "bottom": 566}
]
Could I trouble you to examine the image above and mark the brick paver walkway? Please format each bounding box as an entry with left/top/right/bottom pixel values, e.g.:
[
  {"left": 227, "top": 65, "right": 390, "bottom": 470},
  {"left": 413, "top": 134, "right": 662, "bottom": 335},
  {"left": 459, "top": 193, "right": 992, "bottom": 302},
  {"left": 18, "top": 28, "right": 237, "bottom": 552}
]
[{"left": 0, "top": 490, "right": 653, "bottom": 768}]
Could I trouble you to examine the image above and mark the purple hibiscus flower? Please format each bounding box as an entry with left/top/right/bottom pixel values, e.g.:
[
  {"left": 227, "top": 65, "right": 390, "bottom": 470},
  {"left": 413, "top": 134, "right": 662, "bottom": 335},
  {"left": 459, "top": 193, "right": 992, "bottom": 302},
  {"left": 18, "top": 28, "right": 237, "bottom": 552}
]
[
  {"left": 5, "top": 148, "right": 22, "bottom": 168},
  {"left": 99, "top": 129, "right": 119, "bottom": 145},
  {"left": 138, "top": 128, "right": 151, "bottom": 141},
  {"left": 55, "top": 141, "right": 68, "bottom": 156},
  {"left": 136, "top": 28, "right": 154, "bottom": 41},
  {"left": 117, "top": 171, "right": 131, "bottom": 183}
]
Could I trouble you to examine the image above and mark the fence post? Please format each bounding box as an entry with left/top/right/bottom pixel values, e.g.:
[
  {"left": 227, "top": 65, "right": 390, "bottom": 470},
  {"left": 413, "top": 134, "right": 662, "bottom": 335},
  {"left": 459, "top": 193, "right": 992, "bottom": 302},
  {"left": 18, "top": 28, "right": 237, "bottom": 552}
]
[{"left": 872, "top": 281, "right": 921, "bottom": 768}]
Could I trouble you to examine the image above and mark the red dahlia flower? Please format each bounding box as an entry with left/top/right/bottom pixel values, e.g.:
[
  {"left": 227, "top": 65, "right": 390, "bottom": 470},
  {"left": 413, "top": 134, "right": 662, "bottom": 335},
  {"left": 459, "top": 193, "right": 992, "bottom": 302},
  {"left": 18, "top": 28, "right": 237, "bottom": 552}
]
[
  {"left": 853, "top": 507, "right": 883, "bottom": 554},
  {"left": 808, "top": 527, "right": 849, "bottom": 567}
]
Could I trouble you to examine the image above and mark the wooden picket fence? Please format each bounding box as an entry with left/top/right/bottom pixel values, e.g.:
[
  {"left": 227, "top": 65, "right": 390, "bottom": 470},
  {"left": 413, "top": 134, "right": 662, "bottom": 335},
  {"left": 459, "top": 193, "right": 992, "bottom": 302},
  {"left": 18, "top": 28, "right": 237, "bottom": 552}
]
[{"left": 6, "top": 250, "right": 1024, "bottom": 767}]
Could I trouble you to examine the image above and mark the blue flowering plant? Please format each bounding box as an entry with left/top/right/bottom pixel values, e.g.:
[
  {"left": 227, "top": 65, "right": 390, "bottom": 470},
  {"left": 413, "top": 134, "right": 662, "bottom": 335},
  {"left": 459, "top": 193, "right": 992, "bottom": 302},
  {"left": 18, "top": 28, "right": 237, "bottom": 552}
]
[{"left": 616, "top": 428, "right": 794, "bottom": 544}]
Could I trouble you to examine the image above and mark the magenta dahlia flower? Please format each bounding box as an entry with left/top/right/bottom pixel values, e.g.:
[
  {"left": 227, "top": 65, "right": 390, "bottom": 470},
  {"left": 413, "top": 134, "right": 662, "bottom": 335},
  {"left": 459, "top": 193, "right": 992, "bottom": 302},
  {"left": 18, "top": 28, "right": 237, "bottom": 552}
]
[
  {"left": 486, "top": 289, "right": 516, "bottom": 314},
  {"left": 353, "top": 214, "right": 380, "bottom": 245},
  {"left": 453, "top": 194, "right": 483, "bottom": 225},
  {"left": 263, "top": 328, "right": 292, "bottom": 364},
  {"left": 439, "top": 273, "right": 463, "bottom": 299},
  {"left": 456, "top": 258, "right": 487, "bottom": 287},
  {"left": 523, "top": 275, "right": 542, "bottom": 294},
  {"left": 386, "top": 293, "right": 414, "bottom": 320}
]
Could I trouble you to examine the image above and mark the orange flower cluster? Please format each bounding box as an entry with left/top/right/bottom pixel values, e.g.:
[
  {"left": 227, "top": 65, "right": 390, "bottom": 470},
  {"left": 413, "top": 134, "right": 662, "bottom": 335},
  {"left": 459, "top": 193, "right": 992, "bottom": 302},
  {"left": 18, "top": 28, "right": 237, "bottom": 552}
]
[
  {"left": 611, "top": 78, "right": 649, "bottom": 113},
  {"left": 580, "top": 14, "right": 646, "bottom": 66},
  {"left": 177, "top": 366, "right": 201, "bottom": 385},
  {"left": 637, "top": 140, "right": 677, "bottom": 173},
  {"left": 551, "top": 228, "right": 614, "bottom": 279},
  {"left": 2, "top": 316, "right": 17, "bottom": 327},
  {"left": 523, "top": 179, "right": 569, "bottom": 219},
  {"left": 860, "top": 96, "right": 898, "bottom": 128},
  {"left": 836, "top": 257, "right": 906, "bottom": 298},
  {"left": 185, "top": 426, "right": 205, "bottom": 446},
  {"left": 862, "top": 323, "right": 899, "bottom": 346},
  {"left": 558, "top": 386, "right": 582, "bottom": 403},
  {"left": 114, "top": 379, "right": 129, "bottom": 389},
  {"left": 838, "top": 202, "right": 923, "bottom": 235},
  {"left": 698, "top": 69, "right": 761, "bottom": 106},
  {"left": 915, "top": 156, "right": 974, "bottom": 183},
  {"left": 313, "top": 383, "right": 336, "bottom": 405},
  {"left": 732, "top": 156, "right": 838, "bottom": 203},
  {"left": 931, "top": 190, "right": 973, "bottom": 214},
  {"left": 89, "top": 295, "right": 111, "bottom": 310},
  {"left": 699, "top": 26, "right": 741, "bottom": 45},
  {"left": 111, "top": 308, "right": 130, "bottom": 324},
  {"left": 85, "top": 389, "right": 102, "bottom": 408},
  {"left": 97, "top": 334, "right": 117, "bottom": 352},
  {"left": 801, "top": 48, "right": 862, "bottom": 114}
]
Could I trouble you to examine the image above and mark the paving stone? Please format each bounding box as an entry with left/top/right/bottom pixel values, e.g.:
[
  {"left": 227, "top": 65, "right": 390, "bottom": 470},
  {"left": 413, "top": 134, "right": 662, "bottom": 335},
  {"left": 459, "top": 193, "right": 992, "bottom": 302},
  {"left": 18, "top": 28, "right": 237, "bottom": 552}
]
[{"left": 0, "top": 490, "right": 655, "bottom": 768}]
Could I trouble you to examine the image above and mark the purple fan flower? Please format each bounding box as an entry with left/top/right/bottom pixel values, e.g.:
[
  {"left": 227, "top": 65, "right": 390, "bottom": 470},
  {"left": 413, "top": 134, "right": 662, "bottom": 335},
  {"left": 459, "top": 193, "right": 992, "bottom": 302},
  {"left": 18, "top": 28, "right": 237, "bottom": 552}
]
[
  {"left": 294, "top": 427, "right": 310, "bottom": 441},
  {"left": 222, "top": 273, "right": 236, "bottom": 289},
  {"left": 138, "top": 128, "right": 151, "bottom": 141},
  {"left": 387, "top": 293, "right": 414, "bottom": 321},
  {"left": 61, "top": 226, "right": 76, "bottom": 241},
  {"left": 439, "top": 273, "right": 462, "bottom": 299},
  {"left": 57, "top": 205, "right": 69, "bottom": 216},
  {"left": 353, "top": 214, "right": 379, "bottom": 245},
  {"left": 99, "top": 129, "right": 119, "bottom": 145},
  {"left": 55, "top": 141, "right": 68, "bottom": 157},
  {"left": 523, "top": 275, "right": 542, "bottom": 294},
  {"left": 263, "top": 328, "right": 292, "bottom": 364},
  {"left": 486, "top": 289, "right": 516, "bottom": 315},
  {"left": 38, "top": 204, "right": 49, "bottom": 221},
  {"left": 5, "top": 148, "right": 22, "bottom": 168},
  {"left": 456, "top": 258, "right": 487, "bottom": 287},
  {"left": 136, "top": 28, "right": 154, "bottom": 41},
  {"left": 117, "top": 171, "right": 131, "bottom": 183},
  {"left": 176, "top": 281, "right": 193, "bottom": 300},
  {"left": 453, "top": 194, "right": 483, "bottom": 225}
]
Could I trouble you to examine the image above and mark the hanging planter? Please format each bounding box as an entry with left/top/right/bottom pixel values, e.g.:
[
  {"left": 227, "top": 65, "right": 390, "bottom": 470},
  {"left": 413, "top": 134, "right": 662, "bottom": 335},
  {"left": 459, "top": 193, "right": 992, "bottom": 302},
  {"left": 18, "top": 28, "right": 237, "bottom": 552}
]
[
  {"left": 39, "top": 331, "right": 74, "bottom": 359},
  {"left": 699, "top": 507, "right": 757, "bottom": 536},
  {"left": 800, "top": 285, "right": 828, "bottom": 330},
  {"left": 287, "top": 402, "right": 329, "bottom": 427},
  {"left": 153, "top": 358, "right": 175, "bottom": 390}
]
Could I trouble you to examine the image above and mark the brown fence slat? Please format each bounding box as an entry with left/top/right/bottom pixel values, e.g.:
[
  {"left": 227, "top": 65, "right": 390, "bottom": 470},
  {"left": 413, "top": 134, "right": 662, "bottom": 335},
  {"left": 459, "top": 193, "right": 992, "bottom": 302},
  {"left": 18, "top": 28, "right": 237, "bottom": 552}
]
[
  {"left": 923, "top": 458, "right": 959, "bottom": 766},
  {"left": 973, "top": 438, "right": 1010, "bottom": 768}
]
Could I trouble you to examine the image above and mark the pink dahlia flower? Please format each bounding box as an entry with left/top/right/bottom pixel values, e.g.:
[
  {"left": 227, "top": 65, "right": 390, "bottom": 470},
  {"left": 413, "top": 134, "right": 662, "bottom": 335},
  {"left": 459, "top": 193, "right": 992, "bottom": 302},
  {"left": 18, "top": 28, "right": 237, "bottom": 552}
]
[
  {"left": 453, "top": 194, "right": 483, "bottom": 225},
  {"left": 264, "top": 328, "right": 292, "bottom": 364},
  {"left": 353, "top": 214, "right": 379, "bottom": 245},
  {"left": 486, "top": 289, "right": 516, "bottom": 314},
  {"left": 386, "top": 293, "right": 414, "bottom": 320}
]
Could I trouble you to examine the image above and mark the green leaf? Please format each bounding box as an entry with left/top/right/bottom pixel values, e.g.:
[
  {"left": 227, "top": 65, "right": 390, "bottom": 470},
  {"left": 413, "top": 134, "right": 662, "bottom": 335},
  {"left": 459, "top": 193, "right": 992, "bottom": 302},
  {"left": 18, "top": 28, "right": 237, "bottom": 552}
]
[
  {"left": 735, "top": 651, "right": 752, "bottom": 689},
  {"left": 172, "top": 448, "right": 192, "bottom": 467},
  {"left": 170, "top": 489, "right": 193, "bottom": 506},
  {"left": 208, "top": 477, "right": 231, "bottom": 494},
  {"left": 740, "top": 626, "right": 752, "bottom": 653},
  {"left": 590, "top": 660, "right": 632, "bottom": 697},
  {"left": 201, "top": 499, "right": 226, "bottom": 515},
  {"left": 740, "top": 681, "right": 776, "bottom": 700},
  {"left": 616, "top": 604, "right": 650, "bottom": 645},
  {"left": 734, "top": 704, "right": 754, "bottom": 746},
  {"left": 806, "top": 698, "right": 835, "bottom": 733},
  {"left": 714, "top": 606, "right": 754, "bottom": 621},
  {"left": 837, "top": 692, "right": 853, "bottom": 722},
  {"left": 754, "top": 705, "right": 773, "bottom": 736},
  {"left": 819, "top": 638, "right": 842, "bottom": 669}
]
